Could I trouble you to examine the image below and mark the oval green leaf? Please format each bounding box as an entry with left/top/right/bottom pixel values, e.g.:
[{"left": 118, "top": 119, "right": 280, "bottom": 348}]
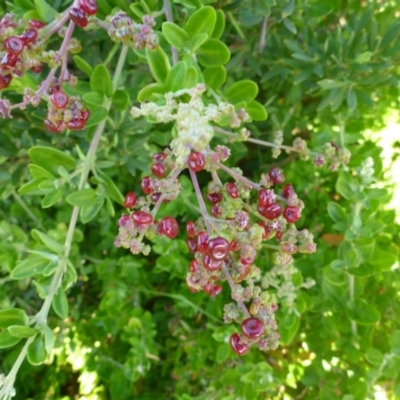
[
  {"left": 162, "top": 22, "right": 189, "bottom": 50},
  {"left": 0, "top": 308, "right": 28, "bottom": 329},
  {"left": 52, "top": 290, "right": 69, "bottom": 319},
  {"left": 184, "top": 6, "right": 216, "bottom": 39},
  {"left": 246, "top": 100, "right": 268, "bottom": 121},
  {"left": 90, "top": 64, "right": 113, "bottom": 97},
  {"left": 27, "top": 336, "right": 47, "bottom": 365},
  {"left": 145, "top": 47, "right": 171, "bottom": 83},
  {"left": 8, "top": 325, "right": 40, "bottom": 338},
  {"left": 197, "top": 39, "right": 230, "bottom": 68},
  {"left": 165, "top": 61, "right": 187, "bottom": 92},
  {"left": 203, "top": 66, "right": 226, "bottom": 89},
  {"left": 225, "top": 80, "right": 259, "bottom": 105}
]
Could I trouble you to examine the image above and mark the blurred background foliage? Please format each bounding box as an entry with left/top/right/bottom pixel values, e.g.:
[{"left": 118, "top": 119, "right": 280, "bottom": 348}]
[{"left": 1, "top": 0, "right": 400, "bottom": 399}]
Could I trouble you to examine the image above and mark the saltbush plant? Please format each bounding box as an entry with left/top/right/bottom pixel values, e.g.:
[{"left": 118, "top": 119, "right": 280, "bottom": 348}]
[{"left": 0, "top": 0, "right": 399, "bottom": 399}]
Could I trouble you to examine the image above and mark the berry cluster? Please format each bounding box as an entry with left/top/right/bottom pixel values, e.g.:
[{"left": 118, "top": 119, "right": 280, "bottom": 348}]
[{"left": 69, "top": 0, "right": 98, "bottom": 29}]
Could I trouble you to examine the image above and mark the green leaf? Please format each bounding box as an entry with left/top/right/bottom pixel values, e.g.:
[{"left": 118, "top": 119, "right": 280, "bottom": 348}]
[
  {"left": 246, "top": 101, "right": 268, "bottom": 121},
  {"left": 33, "top": 0, "right": 55, "bottom": 22},
  {"left": 41, "top": 186, "right": 65, "bottom": 208},
  {"left": 0, "top": 330, "right": 22, "bottom": 349},
  {"left": 42, "top": 324, "right": 54, "bottom": 354},
  {"left": 225, "top": 80, "right": 258, "bottom": 105},
  {"left": 327, "top": 202, "right": 347, "bottom": 223},
  {"left": 11, "top": 255, "right": 49, "bottom": 280},
  {"left": 203, "top": 66, "right": 226, "bottom": 89},
  {"left": 146, "top": 47, "right": 171, "bottom": 83},
  {"left": 112, "top": 89, "right": 130, "bottom": 111},
  {"left": 85, "top": 106, "right": 108, "bottom": 127},
  {"left": 0, "top": 308, "right": 28, "bottom": 329},
  {"left": 137, "top": 83, "right": 166, "bottom": 102},
  {"left": 90, "top": 64, "right": 113, "bottom": 97},
  {"left": 29, "top": 146, "right": 77, "bottom": 175},
  {"left": 27, "top": 336, "right": 47, "bottom": 365},
  {"left": 82, "top": 91, "right": 106, "bottom": 107},
  {"left": 282, "top": 0, "right": 295, "bottom": 18},
  {"left": 97, "top": 169, "right": 125, "bottom": 204},
  {"left": 8, "top": 325, "right": 40, "bottom": 338},
  {"left": 52, "top": 290, "right": 68, "bottom": 319},
  {"left": 73, "top": 55, "right": 93, "bottom": 77},
  {"left": 28, "top": 164, "right": 55, "bottom": 180},
  {"left": 318, "top": 79, "right": 348, "bottom": 90},
  {"left": 211, "top": 10, "right": 225, "bottom": 39},
  {"left": 80, "top": 198, "right": 104, "bottom": 224},
  {"left": 346, "top": 299, "right": 381, "bottom": 326},
  {"left": 197, "top": 39, "right": 230, "bottom": 68},
  {"left": 355, "top": 51, "right": 373, "bottom": 63},
  {"left": 323, "top": 265, "right": 346, "bottom": 286},
  {"left": 183, "top": 66, "right": 198, "bottom": 88},
  {"left": 283, "top": 18, "right": 297, "bottom": 34},
  {"left": 279, "top": 313, "right": 300, "bottom": 345},
  {"left": 190, "top": 33, "right": 208, "bottom": 52},
  {"left": 31, "top": 229, "right": 64, "bottom": 254},
  {"left": 165, "top": 61, "right": 187, "bottom": 92},
  {"left": 365, "top": 348, "right": 384, "bottom": 365},
  {"left": 66, "top": 188, "right": 97, "bottom": 207},
  {"left": 162, "top": 22, "right": 189, "bottom": 50},
  {"left": 216, "top": 344, "right": 230, "bottom": 364},
  {"left": 346, "top": 88, "right": 357, "bottom": 111},
  {"left": 184, "top": 6, "right": 216, "bottom": 39}
]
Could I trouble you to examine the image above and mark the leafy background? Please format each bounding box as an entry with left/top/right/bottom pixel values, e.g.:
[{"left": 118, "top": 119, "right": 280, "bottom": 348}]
[{"left": 1, "top": 0, "right": 400, "bottom": 399}]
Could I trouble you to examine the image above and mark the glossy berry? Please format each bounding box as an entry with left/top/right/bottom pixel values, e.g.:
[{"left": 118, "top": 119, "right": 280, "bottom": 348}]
[
  {"left": 258, "top": 221, "right": 274, "bottom": 240},
  {"left": 209, "top": 284, "right": 222, "bottom": 297},
  {"left": 203, "top": 255, "right": 222, "bottom": 271},
  {"left": 51, "top": 91, "right": 68, "bottom": 109},
  {"left": 31, "top": 63, "right": 44, "bottom": 73},
  {"left": 141, "top": 176, "right": 154, "bottom": 195},
  {"left": 196, "top": 231, "right": 208, "bottom": 254},
  {"left": 206, "top": 192, "right": 223, "bottom": 203},
  {"left": 131, "top": 211, "right": 153, "bottom": 226},
  {"left": 230, "top": 333, "right": 249, "bottom": 356},
  {"left": 150, "top": 192, "right": 161, "bottom": 203},
  {"left": 4, "top": 36, "right": 24, "bottom": 55},
  {"left": 29, "top": 20, "right": 45, "bottom": 29},
  {"left": 268, "top": 167, "right": 285, "bottom": 184},
  {"left": 257, "top": 189, "right": 274, "bottom": 207},
  {"left": 151, "top": 163, "right": 165, "bottom": 178},
  {"left": 211, "top": 204, "right": 220, "bottom": 218},
  {"left": 241, "top": 317, "right": 264, "bottom": 339},
  {"left": 282, "top": 184, "right": 295, "bottom": 199},
  {"left": 0, "top": 74, "right": 12, "bottom": 90},
  {"left": 187, "top": 238, "right": 197, "bottom": 254},
  {"left": 230, "top": 240, "right": 240, "bottom": 252},
  {"left": 226, "top": 182, "right": 239, "bottom": 199},
  {"left": 207, "top": 237, "right": 229, "bottom": 261},
  {"left": 276, "top": 231, "right": 283, "bottom": 241},
  {"left": 67, "top": 119, "right": 85, "bottom": 130},
  {"left": 189, "top": 259, "right": 199, "bottom": 273},
  {"left": 159, "top": 216, "right": 179, "bottom": 239},
  {"left": 262, "top": 203, "right": 283, "bottom": 220},
  {"left": 80, "top": 109, "right": 90, "bottom": 121},
  {"left": 69, "top": 7, "right": 88, "bottom": 28},
  {"left": 186, "top": 221, "right": 196, "bottom": 238},
  {"left": 188, "top": 151, "right": 205, "bottom": 172},
  {"left": 283, "top": 206, "right": 301, "bottom": 223},
  {"left": 43, "top": 119, "right": 62, "bottom": 133},
  {"left": 80, "top": 0, "right": 98, "bottom": 15},
  {"left": 19, "top": 29, "right": 38, "bottom": 44},
  {"left": 123, "top": 192, "right": 137, "bottom": 209},
  {"left": 1, "top": 53, "right": 19, "bottom": 69}
]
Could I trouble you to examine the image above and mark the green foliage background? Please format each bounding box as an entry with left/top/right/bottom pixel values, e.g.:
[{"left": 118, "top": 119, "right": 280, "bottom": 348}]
[{"left": 1, "top": 0, "right": 400, "bottom": 399}]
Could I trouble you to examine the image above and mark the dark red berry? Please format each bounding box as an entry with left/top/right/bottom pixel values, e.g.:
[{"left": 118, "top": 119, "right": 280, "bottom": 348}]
[
  {"left": 241, "top": 317, "right": 264, "bottom": 339},
  {"left": 123, "top": 192, "right": 137, "bottom": 209},
  {"left": 51, "top": 91, "right": 68, "bottom": 109},
  {"left": 258, "top": 221, "right": 274, "bottom": 240},
  {"left": 80, "top": 0, "right": 98, "bottom": 15},
  {"left": 283, "top": 206, "right": 301, "bottom": 223},
  {"left": 150, "top": 192, "right": 161, "bottom": 203},
  {"left": 29, "top": 20, "right": 45, "bottom": 29},
  {"left": 152, "top": 152, "right": 167, "bottom": 163},
  {"left": 31, "top": 63, "right": 44, "bottom": 73},
  {"left": 69, "top": 7, "right": 88, "bottom": 28},
  {"left": 257, "top": 189, "right": 274, "bottom": 207},
  {"left": 268, "top": 167, "right": 285, "bottom": 184},
  {"left": 207, "top": 237, "right": 229, "bottom": 261},
  {"left": 203, "top": 255, "right": 223, "bottom": 271},
  {"left": 211, "top": 204, "right": 220, "bottom": 218},
  {"left": 141, "top": 176, "right": 154, "bottom": 195},
  {"left": 230, "top": 240, "right": 240, "bottom": 252},
  {"left": 262, "top": 203, "right": 283, "bottom": 220},
  {"left": 1, "top": 53, "right": 19, "bottom": 69},
  {"left": 187, "top": 238, "right": 197, "bottom": 254},
  {"left": 206, "top": 192, "right": 223, "bottom": 203},
  {"left": 197, "top": 231, "right": 208, "bottom": 254},
  {"left": 282, "top": 184, "right": 295, "bottom": 199},
  {"left": 19, "top": 29, "right": 38, "bottom": 44},
  {"left": 67, "top": 119, "right": 85, "bottom": 130},
  {"left": 186, "top": 221, "right": 196, "bottom": 238},
  {"left": 151, "top": 163, "right": 165, "bottom": 178},
  {"left": 276, "top": 231, "right": 283, "bottom": 241},
  {"left": 189, "top": 259, "right": 199, "bottom": 273},
  {"left": 159, "top": 216, "right": 179, "bottom": 239},
  {"left": 210, "top": 284, "right": 222, "bottom": 297},
  {"left": 230, "top": 333, "right": 249, "bottom": 356},
  {"left": 44, "top": 119, "right": 62, "bottom": 133},
  {"left": 188, "top": 151, "right": 205, "bottom": 172},
  {"left": 226, "top": 182, "right": 239, "bottom": 199},
  {"left": 0, "top": 74, "right": 12, "bottom": 90},
  {"left": 80, "top": 109, "right": 90, "bottom": 121},
  {"left": 131, "top": 211, "right": 153, "bottom": 226},
  {"left": 4, "top": 36, "right": 24, "bottom": 55}
]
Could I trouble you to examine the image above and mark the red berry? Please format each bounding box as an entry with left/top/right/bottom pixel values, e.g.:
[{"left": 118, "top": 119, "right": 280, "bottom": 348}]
[
  {"left": 189, "top": 259, "right": 199, "bottom": 273},
  {"left": 0, "top": 74, "right": 12, "bottom": 90},
  {"left": 150, "top": 192, "right": 161, "bottom": 203},
  {"left": 276, "top": 231, "right": 283, "bottom": 241},
  {"left": 131, "top": 211, "right": 153, "bottom": 226},
  {"left": 4, "top": 36, "right": 24, "bottom": 55},
  {"left": 44, "top": 119, "right": 62, "bottom": 133},
  {"left": 152, "top": 152, "right": 167, "bottom": 163},
  {"left": 262, "top": 203, "right": 282, "bottom": 220},
  {"left": 79, "top": 0, "right": 98, "bottom": 15},
  {"left": 67, "top": 119, "right": 85, "bottom": 130},
  {"left": 283, "top": 206, "right": 301, "bottom": 223},
  {"left": 210, "top": 284, "right": 222, "bottom": 297},
  {"left": 257, "top": 189, "right": 274, "bottom": 207},
  {"left": 268, "top": 167, "right": 285, "bottom": 184},
  {"left": 236, "top": 262, "right": 252, "bottom": 282},
  {"left": 196, "top": 231, "right": 208, "bottom": 254},
  {"left": 141, "top": 176, "right": 154, "bottom": 195},
  {"left": 203, "top": 255, "right": 222, "bottom": 271},
  {"left": 230, "top": 333, "right": 249, "bottom": 356},
  {"left": 230, "top": 240, "right": 240, "bottom": 252},
  {"left": 258, "top": 221, "right": 274, "bottom": 240},
  {"left": 31, "top": 63, "right": 44, "bottom": 73},
  {"left": 211, "top": 203, "right": 220, "bottom": 218},
  {"left": 159, "top": 216, "right": 179, "bottom": 239},
  {"left": 282, "top": 184, "right": 295, "bottom": 199},
  {"left": 19, "top": 29, "right": 38, "bottom": 44},
  {"left": 151, "top": 163, "right": 165, "bottom": 178},
  {"left": 206, "top": 192, "right": 223, "bottom": 203},
  {"left": 123, "top": 192, "right": 137, "bottom": 209},
  {"left": 207, "top": 237, "right": 229, "bottom": 261},
  {"left": 187, "top": 238, "right": 197, "bottom": 254},
  {"left": 188, "top": 151, "right": 205, "bottom": 172},
  {"left": 80, "top": 109, "right": 90, "bottom": 121},
  {"left": 69, "top": 7, "right": 88, "bottom": 28},
  {"left": 51, "top": 91, "right": 68, "bottom": 109},
  {"left": 226, "top": 182, "right": 239, "bottom": 199},
  {"left": 29, "top": 20, "right": 45, "bottom": 29},
  {"left": 241, "top": 317, "right": 264, "bottom": 339},
  {"left": 186, "top": 221, "right": 196, "bottom": 238},
  {"left": 1, "top": 53, "right": 19, "bottom": 69}
]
